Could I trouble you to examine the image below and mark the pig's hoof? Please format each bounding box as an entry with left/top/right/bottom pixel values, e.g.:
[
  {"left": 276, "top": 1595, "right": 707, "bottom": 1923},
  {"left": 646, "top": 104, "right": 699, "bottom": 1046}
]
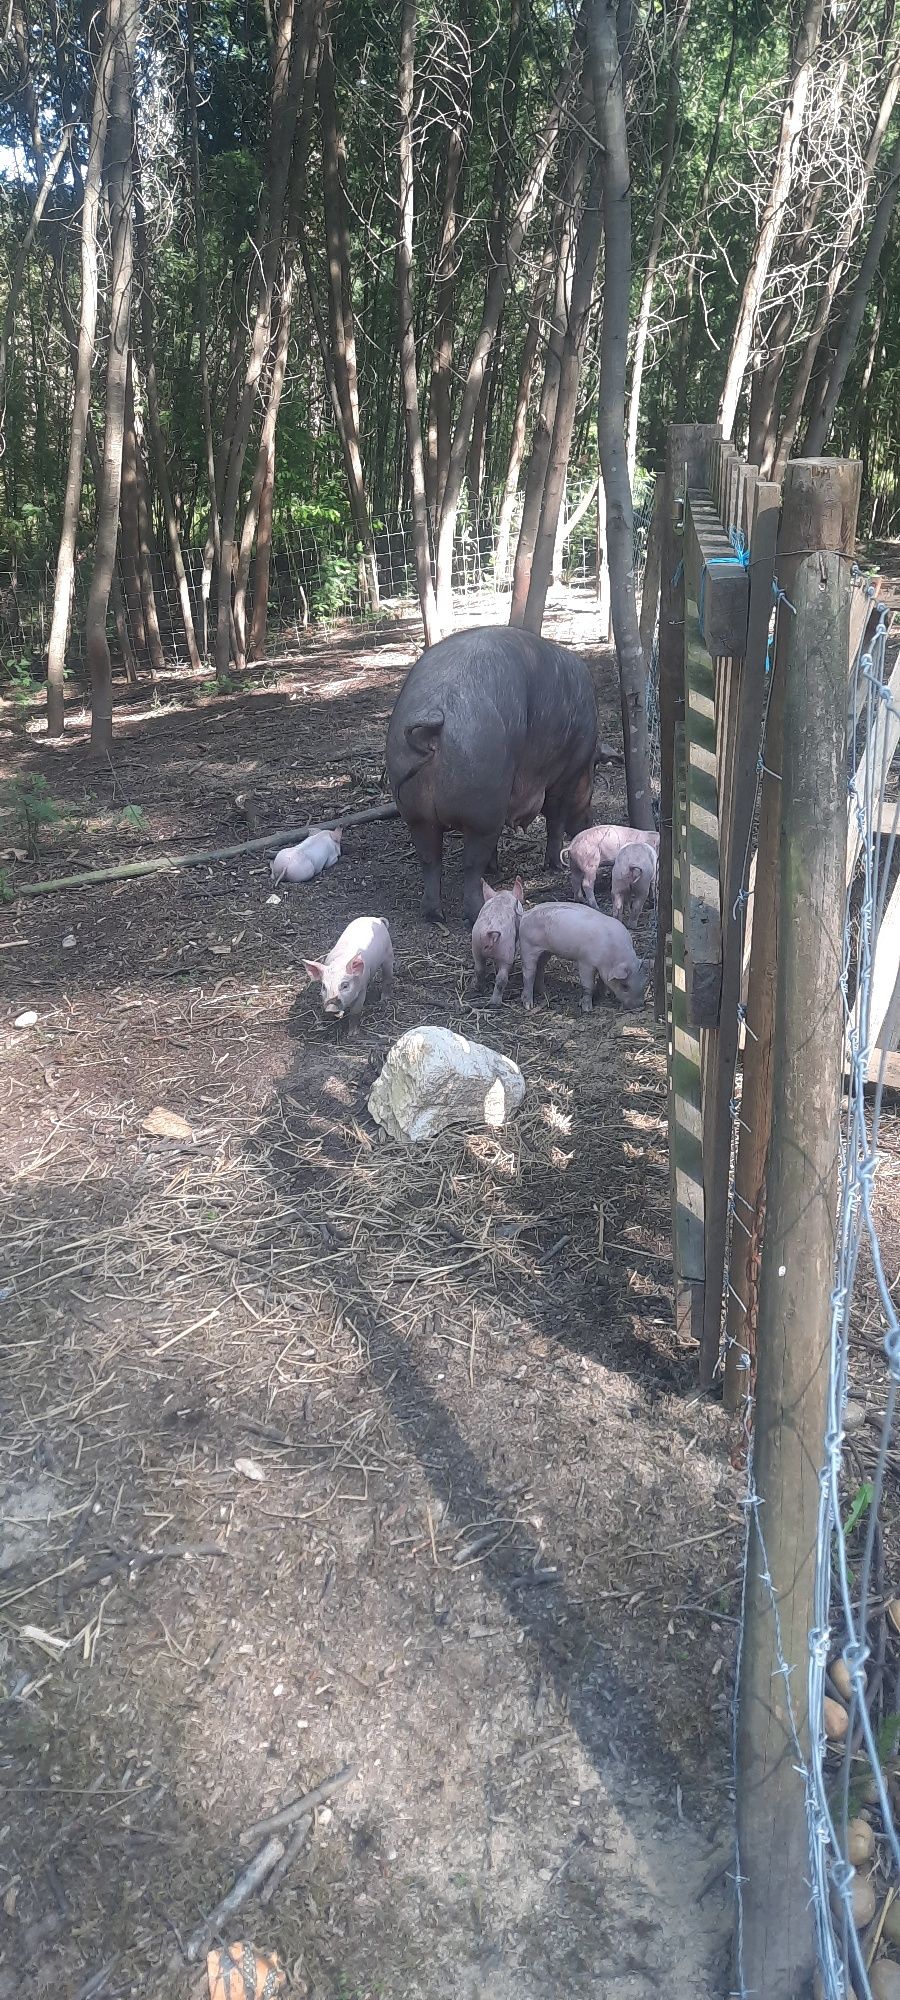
[
  {"left": 545, "top": 857, "right": 565, "bottom": 874},
  {"left": 422, "top": 907, "right": 445, "bottom": 926},
  {"left": 522, "top": 998, "right": 533, "bottom": 1011}
]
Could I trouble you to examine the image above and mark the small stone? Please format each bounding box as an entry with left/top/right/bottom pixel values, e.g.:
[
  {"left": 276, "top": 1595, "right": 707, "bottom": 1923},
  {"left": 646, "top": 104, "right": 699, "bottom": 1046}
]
[
  {"left": 61, "top": 934, "right": 76, "bottom": 950},
  {"left": 368, "top": 1025, "right": 525, "bottom": 1144},
  {"left": 844, "top": 1399, "right": 866, "bottom": 1430},
  {"left": 14, "top": 1011, "right": 37, "bottom": 1029}
]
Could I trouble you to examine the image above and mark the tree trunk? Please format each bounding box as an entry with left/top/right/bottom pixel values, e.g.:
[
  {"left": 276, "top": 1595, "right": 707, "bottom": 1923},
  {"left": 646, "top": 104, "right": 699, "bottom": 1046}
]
[
  {"left": 509, "top": 116, "right": 591, "bottom": 623},
  {"left": 234, "top": 278, "right": 297, "bottom": 660},
  {"left": 120, "top": 352, "right": 148, "bottom": 655},
  {"left": 466, "top": 0, "right": 524, "bottom": 520},
  {"left": 717, "top": 0, "right": 825, "bottom": 441},
  {"left": 132, "top": 172, "right": 201, "bottom": 667},
  {"left": 802, "top": 129, "right": 900, "bottom": 456},
  {"left": 185, "top": 0, "right": 217, "bottom": 656},
  {"left": 396, "top": 0, "right": 441, "bottom": 646},
  {"left": 45, "top": 4, "right": 118, "bottom": 738},
  {"left": 318, "top": 32, "right": 380, "bottom": 608},
  {"left": 236, "top": 41, "right": 321, "bottom": 661},
  {"left": 131, "top": 367, "right": 166, "bottom": 676},
  {"left": 493, "top": 235, "right": 556, "bottom": 583},
  {"left": 434, "top": 0, "right": 588, "bottom": 632},
  {"left": 214, "top": 0, "right": 312, "bottom": 682},
  {"left": 625, "top": 0, "right": 691, "bottom": 481},
  {"left": 0, "top": 124, "right": 71, "bottom": 446},
  {"left": 673, "top": 2, "right": 737, "bottom": 420},
  {"left": 425, "top": 88, "right": 469, "bottom": 523},
  {"left": 85, "top": 0, "right": 139, "bottom": 754},
  {"left": 523, "top": 151, "right": 604, "bottom": 632},
  {"left": 589, "top": 0, "right": 653, "bottom": 830},
  {"left": 772, "top": 55, "right": 900, "bottom": 478}
]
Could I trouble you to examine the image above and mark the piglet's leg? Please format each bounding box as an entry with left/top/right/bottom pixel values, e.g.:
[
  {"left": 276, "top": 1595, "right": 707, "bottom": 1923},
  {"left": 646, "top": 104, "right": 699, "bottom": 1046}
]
[{"left": 578, "top": 961, "right": 596, "bottom": 1013}]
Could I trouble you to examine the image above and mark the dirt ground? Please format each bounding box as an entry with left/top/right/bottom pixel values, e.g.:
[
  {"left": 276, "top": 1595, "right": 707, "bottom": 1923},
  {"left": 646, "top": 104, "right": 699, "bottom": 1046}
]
[{"left": 0, "top": 592, "right": 892, "bottom": 2000}]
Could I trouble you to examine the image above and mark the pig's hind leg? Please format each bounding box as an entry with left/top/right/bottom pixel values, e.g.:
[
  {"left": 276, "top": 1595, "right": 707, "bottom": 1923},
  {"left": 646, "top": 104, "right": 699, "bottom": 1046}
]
[
  {"left": 408, "top": 820, "right": 444, "bottom": 924},
  {"left": 462, "top": 829, "right": 502, "bottom": 927},
  {"left": 521, "top": 948, "right": 549, "bottom": 1010},
  {"left": 489, "top": 964, "right": 510, "bottom": 1007},
  {"left": 545, "top": 766, "right": 593, "bottom": 872}
]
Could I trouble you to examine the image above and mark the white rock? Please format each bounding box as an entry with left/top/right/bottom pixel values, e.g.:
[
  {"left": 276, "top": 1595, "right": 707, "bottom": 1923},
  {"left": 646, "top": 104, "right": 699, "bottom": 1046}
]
[
  {"left": 13, "top": 1010, "right": 37, "bottom": 1029},
  {"left": 368, "top": 1025, "right": 525, "bottom": 1144}
]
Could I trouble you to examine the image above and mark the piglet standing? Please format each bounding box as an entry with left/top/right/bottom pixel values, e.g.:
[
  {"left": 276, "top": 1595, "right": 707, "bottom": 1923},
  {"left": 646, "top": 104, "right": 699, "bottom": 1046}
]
[
  {"left": 611, "top": 839, "right": 658, "bottom": 924},
  {"left": 471, "top": 877, "right": 525, "bottom": 1007},
  {"left": 561, "top": 825, "right": 659, "bottom": 910},
  {"left": 303, "top": 917, "right": 393, "bottom": 1025},
  {"left": 271, "top": 827, "right": 342, "bottom": 886},
  {"left": 518, "top": 903, "right": 646, "bottom": 1013}
]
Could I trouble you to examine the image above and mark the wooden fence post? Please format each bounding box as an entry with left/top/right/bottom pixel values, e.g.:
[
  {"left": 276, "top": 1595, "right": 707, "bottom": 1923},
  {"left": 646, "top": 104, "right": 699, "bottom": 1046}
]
[
  {"left": 724, "top": 461, "right": 861, "bottom": 1406},
  {"left": 655, "top": 423, "right": 718, "bottom": 1018},
  {"left": 734, "top": 460, "right": 861, "bottom": 2000}
]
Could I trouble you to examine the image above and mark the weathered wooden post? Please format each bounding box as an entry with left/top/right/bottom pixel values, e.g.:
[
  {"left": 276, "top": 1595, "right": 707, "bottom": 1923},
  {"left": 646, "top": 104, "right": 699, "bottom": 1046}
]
[
  {"left": 734, "top": 459, "right": 861, "bottom": 2000},
  {"left": 724, "top": 462, "right": 861, "bottom": 1405}
]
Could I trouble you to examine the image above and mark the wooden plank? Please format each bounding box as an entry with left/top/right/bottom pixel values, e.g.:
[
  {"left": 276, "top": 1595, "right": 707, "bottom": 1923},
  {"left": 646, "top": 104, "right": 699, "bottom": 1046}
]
[
  {"left": 669, "top": 725, "right": 705, "bottom": 1296},
  {"left": 684, "top": 490, "right": 750, "bottom": 658},
  {"left": 655, "top": 423, "right": 719, "bottom": 1017},
  {"left": 705, "top": 481, "right": 780, "bottom": 1396},
  {"left": 682, "top": 595, "right": 723, "bottom": 1025},
  {"left": 849, "top": 572, "right": 882, "bottom": 671},
  {"left": 848, "top": 644, "right": 900, "bottom": 883},
  {"left": 860, "top": 869, "right": 900, "bottom": 1052}
]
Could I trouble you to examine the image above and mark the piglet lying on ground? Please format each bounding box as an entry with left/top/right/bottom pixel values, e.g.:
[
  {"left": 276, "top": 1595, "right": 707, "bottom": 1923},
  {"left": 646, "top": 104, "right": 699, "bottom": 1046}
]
[
  {"left": 303, "top": 916, "right": 393, "bottom": 1025},
  {"left": 611, "top": 839, "right": 658, "bottom": 924},
  {"left": 562, "top": 825, "right": 659, "bottom": 910},
  {"left": 518, "top": 903, "right": 646, "bottom": 1013},
  {"left": 471, "top": 877, "right": 525, "bottom": 1006},
  {"left": 271, "top": 827, "right": 342, "bottom": 886}
]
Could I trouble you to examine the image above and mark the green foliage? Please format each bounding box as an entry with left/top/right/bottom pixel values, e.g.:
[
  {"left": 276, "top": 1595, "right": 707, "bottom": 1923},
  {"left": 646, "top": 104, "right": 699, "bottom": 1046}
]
[
  {"left": 1, "top": 655, "right": 39, "bottom": 707},
  {"left": 0, "top": 775, "right": 64, "bottom": 859},
  {"left": 311, "top": 551, "right": 358, "bottom": 623},
  {"left": 117, "top": 803, "right": 150, "bottom": 835},
  {"left": 842, "top": 1481, "right": 874, "bottom": 1538}
]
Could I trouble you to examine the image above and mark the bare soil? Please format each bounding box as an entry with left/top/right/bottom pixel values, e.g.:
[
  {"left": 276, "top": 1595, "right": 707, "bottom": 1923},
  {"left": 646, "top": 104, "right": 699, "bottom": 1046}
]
[{"left": 0, "top": 595, "right": 831, "bottom": 2000}]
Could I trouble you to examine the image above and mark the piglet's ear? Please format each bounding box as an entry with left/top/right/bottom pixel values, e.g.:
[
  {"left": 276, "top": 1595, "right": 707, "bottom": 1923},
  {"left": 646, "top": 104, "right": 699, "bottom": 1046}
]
[
  {"left": 481, "top": 880, "right": 495, "bottom": 899},
  {"left": 513, "top": 876, "right": 525, "bottom": 902},
  {"left": 302, "top": 960, "right": 325, "bottom": 981},
  {"left": 347, "top": 953, "right": 366, "bottom": 974}
]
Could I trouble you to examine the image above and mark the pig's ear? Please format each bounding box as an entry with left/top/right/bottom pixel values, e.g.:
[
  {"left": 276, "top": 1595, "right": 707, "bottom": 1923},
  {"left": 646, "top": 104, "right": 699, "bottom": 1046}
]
[
  {"left": 347, "top": 953, "right": 366, "bottom": 974},
  {"left": 513, "top": 876, "right": 525, "bottom": 903},
  {"left": 303, "top": 959, "right": 325, "bottom": 982},
  {"left": 481, "top": 880, "right": 495, "bottom": 899},
  {"left": 613, "top": 959, "right": 634, "bottom": 982},
  {"left": 331, "top": 827, "right": 343, "bottom": 843}
]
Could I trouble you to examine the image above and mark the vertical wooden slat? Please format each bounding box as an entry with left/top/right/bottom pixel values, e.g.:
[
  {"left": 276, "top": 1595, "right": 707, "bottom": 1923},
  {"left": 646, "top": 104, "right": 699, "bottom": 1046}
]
[{"left": 655, "top": 423, "right": 718, "bottom": 1018}]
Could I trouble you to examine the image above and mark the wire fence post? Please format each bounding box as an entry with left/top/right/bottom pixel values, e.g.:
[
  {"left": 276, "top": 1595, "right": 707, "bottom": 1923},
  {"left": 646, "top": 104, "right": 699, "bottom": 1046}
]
[{"left": 734, "top": 459, "right": 862, "bottom": 2000}]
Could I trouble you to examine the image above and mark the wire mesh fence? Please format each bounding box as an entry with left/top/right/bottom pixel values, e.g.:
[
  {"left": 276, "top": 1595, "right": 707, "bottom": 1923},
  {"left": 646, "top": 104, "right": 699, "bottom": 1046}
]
[
  {"left": 720, "top": 572, "right": 900, "bottom": 2000},
  {"left": 0, "top": 478, "right": 658, "bottom": 681}
]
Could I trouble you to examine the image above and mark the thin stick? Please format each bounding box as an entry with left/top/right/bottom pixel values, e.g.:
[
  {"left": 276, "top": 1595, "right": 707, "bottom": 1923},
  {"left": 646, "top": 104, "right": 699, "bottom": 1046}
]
[
  {"left": 8, "top": 803, "right": 399, "bottom": 901},
  {"left": 259, "top": 1814, "right": 312, "bottom": 1903},
  {"left": 182, "top": 1836, "right": 285, "bottom": 1961},
  {"left": 242, "top": 1764, "right": 355, "bottom": 1843}
]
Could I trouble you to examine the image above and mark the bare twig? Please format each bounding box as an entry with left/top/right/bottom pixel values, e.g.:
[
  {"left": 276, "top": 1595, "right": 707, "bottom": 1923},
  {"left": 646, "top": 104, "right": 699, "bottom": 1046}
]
[
  {"left": 182, "top": 1836, "right": 285, "bottom": 1962},
  {"left": 259, "top": 1814, "right": 312, "bottom": 1902},
  {"left": 242, "top": 1764, "right": 355, "bottom": 1843}
]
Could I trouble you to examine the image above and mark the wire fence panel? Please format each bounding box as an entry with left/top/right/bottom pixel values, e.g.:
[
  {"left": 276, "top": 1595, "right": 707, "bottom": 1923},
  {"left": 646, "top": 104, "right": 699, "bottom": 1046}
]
[
  {"left": 0, "top": 482, "right": 658, "bottom": 679},
  {"left": 723, "top": 578, "right": 900, "bottom": 2000}
]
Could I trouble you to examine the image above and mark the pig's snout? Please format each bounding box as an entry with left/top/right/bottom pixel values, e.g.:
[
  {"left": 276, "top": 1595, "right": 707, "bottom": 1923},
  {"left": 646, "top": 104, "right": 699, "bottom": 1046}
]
[{"left": 323, "top": 996, "right": 345, "bottom": 1017}]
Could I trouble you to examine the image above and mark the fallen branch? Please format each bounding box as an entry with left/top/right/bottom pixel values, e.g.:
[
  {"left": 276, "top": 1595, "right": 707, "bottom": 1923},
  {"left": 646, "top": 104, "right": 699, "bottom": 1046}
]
[
  {"left": 259, "top": 1814, "right": 312, "bottom": 1903},
  {"left": 7, "top": 802, "right": 399, "bottom": 902},
  {"left": 242, "top": 1762, "right": 355, "bottom": 1843},
  {"left": 182, "top": 1836, "right": 285, "bottom": 1962}
]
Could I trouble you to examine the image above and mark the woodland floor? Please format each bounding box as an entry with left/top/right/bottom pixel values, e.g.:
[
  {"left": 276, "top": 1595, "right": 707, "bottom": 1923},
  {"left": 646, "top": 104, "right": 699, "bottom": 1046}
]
[{"left": 0, "top": 586, "right": 897, "bottom": 2000}]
